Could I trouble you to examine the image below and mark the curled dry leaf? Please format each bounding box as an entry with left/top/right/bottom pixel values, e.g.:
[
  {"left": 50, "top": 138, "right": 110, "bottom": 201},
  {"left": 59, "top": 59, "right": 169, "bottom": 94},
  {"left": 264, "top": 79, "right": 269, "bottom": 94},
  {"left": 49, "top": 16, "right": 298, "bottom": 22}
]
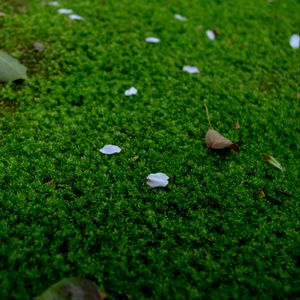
[
  {"left": 234, "top": 119, "right": 240, "bottom": 130},
  {"left": 205, "top": 129, "right": 240, "bottom": 152},
  {"left": 263, "top": 154, "right": 283, "bottom": 170},
  {"left": 34, "top": 277, "right": 103, "bottom": 300},
  {"left": 212, "top": 28, "right": 220, "bottom": 36},
  {"left": 258, "top": 188, "right": 266, "bottom": 198}
]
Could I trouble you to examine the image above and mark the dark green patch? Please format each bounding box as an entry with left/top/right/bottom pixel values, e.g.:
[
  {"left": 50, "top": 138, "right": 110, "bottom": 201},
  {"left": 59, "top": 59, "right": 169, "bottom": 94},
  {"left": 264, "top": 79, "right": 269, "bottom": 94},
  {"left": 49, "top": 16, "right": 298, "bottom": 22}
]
[
  {"left": 0, "top": 0, "right": 299, "bottom": 300},
  {"left": 0, "top": 99, "right": 18, "bottom": 117}
]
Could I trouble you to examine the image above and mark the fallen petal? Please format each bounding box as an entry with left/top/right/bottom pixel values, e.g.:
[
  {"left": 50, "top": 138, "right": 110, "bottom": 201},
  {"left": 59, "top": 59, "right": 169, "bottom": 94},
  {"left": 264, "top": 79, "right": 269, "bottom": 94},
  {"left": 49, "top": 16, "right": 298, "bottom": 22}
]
[
  {"left": 124, "top": 86, "right": 138, "bottom": 96},
  {"left": 182, "top": 66, "right": 200, "bottom": 74},
  {"left": 69, "top": 14, "right": 84, "bottom": 20},
  {"left": 264, "top": 154, "right": 283, "bottom": 170},
  {"left": 145, "top": 37, "right": 160, "bottom": 43},
  {"left": 48, "top": 1, "right": 60, "bottom": 6},
  {"left": 289, "top": 34, "right": 300, "bottom": 49},
  {"left": 174, "top": 14, "right": 187, "bottom": 21},
  {"left": 206, "top": 30, "right": 216, "bottom": 40},
  {"left": 100, "top": 145, "right": 121, "bottom": 155},
  {"left": 58, "top": 8, "right": 73, "bottom": 14},
  {"left": 147, "top": 173, "right": 169, "bottom": 187}
]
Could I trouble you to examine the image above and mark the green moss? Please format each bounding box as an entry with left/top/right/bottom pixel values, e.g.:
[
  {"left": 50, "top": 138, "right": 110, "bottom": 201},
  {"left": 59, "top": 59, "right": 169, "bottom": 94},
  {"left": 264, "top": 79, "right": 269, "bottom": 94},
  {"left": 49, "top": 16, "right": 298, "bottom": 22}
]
[{"left": 0, "top": 0, "right": 299, "bottom": 299}]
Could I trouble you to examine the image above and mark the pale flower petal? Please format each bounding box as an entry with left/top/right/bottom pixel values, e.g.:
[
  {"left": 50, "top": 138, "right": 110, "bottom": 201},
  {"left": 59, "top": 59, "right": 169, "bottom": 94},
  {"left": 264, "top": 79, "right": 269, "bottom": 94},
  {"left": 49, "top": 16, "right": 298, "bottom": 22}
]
[
  {"left": 289, "top": 34, "right": 300, "bottom": 49},
  {"left": 48, "top": 1, "right": 60, "bottom": 6},
  {"left": 124, "top": 86, "right": 138, "bottom": 96},
  {"left": 69, "top": 14, "right": 84, "bottom": 20},
  {"left": 182, "top": 66, "right": 200, "bottom": 74},
  {"left": 58, "top": 8, "right": 73, "bottom": 14},
  {"left": 147, "top": 173, "right": 169, "bottom": 188},
  {"left": 145, "top": 37, "right": 160, "bottom": 43},
  {"left": 100, "top": 145, "right": 122, "bottom": 155},
  {"left": 206, "top": 30, "right": 216, "bottom": 40},
  {"left": 174, "top": 14, "right": 187, "bottom": 21}
]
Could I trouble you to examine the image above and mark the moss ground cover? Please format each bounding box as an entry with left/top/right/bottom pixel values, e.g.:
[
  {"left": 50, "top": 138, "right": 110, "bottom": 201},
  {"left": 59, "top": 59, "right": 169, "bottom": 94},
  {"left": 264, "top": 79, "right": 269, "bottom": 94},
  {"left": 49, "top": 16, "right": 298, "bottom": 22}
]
[{"left": 0, "top": 0, "right": 299, "bottom": 299}]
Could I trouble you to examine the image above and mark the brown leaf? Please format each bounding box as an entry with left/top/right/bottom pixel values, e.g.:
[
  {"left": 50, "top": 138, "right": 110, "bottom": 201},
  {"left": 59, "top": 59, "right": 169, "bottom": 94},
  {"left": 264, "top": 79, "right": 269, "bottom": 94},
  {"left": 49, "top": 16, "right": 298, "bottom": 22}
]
[
  {"left": 205, "top": 129, "right": 240, "bottom": 152},
  {"left": 263, "top": 154, "right": 283, "bottom": 170},
  {"left": 234, "top": 119, "right": 240, "bottom": 130},
  {"left": 212, "top": 28, "right": 220, "bottom": 36},
  {"left": 276, "top": 189, "right": 292, "bottom": 196},
  {"left": 99, "top": 291, "right": 109, "bottom": 299},
  {"left": 258, "top": 188, "right": 266, "bottom": 198},
  {"left": 34, "top": 277, "right": 102, "bottom": 300}
]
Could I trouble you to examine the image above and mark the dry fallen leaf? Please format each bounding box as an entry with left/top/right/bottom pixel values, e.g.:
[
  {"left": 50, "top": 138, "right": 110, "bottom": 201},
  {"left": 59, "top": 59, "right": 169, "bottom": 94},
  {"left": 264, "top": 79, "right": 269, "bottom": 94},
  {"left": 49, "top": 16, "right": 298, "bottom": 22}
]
[
  {"left": 212, "top": 28, "right": 220, "bottom": 36},
  {"left": 34, "top": 277, "right": 103, "bottom": 300},
  {"left": 258, "top": 188, "right": 266, "bottom": 198},
  {"left": 205, "top": 129, "right": 240, "bottom": 152},
  {"left": 234, "top": 119, "right": 240, "bottom": 130},
  {"left": 276, "top": 189, "right": 292, "bottom": 196},
  {"left": 263, "top": 154, "right": 283, "bottom": 170}
]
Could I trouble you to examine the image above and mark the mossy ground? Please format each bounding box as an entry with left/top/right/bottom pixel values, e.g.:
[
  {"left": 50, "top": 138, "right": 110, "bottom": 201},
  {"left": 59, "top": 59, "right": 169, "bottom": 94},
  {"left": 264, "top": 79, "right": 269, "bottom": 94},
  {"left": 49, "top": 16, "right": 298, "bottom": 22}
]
[{"left": 0, "top": 0, "right": 299, "bottom": 299}]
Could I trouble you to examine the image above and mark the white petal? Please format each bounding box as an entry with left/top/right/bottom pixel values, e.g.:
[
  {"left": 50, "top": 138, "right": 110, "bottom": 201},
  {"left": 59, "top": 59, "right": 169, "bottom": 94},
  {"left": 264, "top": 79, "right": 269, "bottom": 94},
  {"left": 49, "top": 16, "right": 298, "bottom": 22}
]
[
  {"left": 124, "top": 86, "right": 138, "bottom": 96},
  {"left": 146, "top": 173, "right": 169, "bottom": 188},
  {"left": 206, "top": 30, "right": 216, "bottom": 40},
  {"left": 182, "top": 66, "right": 200, "bottom": 74},
  {"left": 145, "top": 37, "right": 160, "bottom": 43},
  {"left": 69, "top": 14, "right": 84, "bottom": 20},
  {"left": 100, "top": 145, "right": 122, "bottom": 155},
  {"left": 174, "top": 14, "right": 187, "bottom": 21},
  {"left": 289, "top": 34, "right": 300, "bottom": 49},
  {"left": 48, "top": 1, "right": 60, "bottom": 6},
  {"left": 58, "top": 8, "right": 73, "bottom": 14}
]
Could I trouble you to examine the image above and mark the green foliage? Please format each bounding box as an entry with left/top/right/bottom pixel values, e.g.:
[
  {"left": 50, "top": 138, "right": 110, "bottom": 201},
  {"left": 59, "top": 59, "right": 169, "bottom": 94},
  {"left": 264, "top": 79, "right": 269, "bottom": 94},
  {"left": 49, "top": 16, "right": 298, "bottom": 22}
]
[{"left": 0, "top": 0, "right": 299, "bottom": 299}]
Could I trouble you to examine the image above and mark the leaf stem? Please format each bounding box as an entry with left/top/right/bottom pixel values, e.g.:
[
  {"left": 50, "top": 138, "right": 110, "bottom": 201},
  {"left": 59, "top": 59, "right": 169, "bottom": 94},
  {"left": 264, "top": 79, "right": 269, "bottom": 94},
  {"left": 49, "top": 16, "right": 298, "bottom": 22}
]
[{"left": 204, "top": 101, "right": 212, "bottom": 128}]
